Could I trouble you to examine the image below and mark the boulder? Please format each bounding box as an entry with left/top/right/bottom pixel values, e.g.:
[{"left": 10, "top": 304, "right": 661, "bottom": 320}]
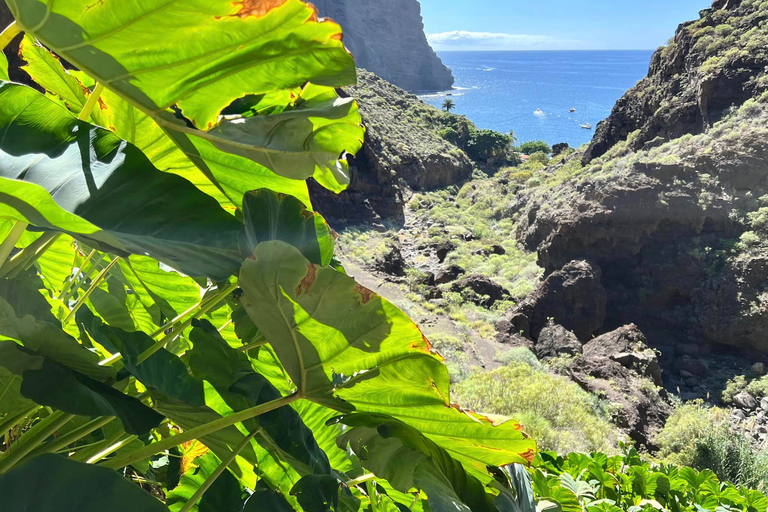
[
  {"left": 374, "top": 244, "right": 406, "bottom": 277},
  {"left": 583, "top": 324, "right": 663, "bottom": 385},
  {"left": 433, "top": 241, "right": 456, "bottom": 263},
  {"left": 434, "top": 265, "right": 465, "bottom": 285},
  {"left": 483, "top": 244, "right": 506, "bottom": 256},
  {"left": 501, "top": 260, "right": 607, "bottom": 341},
  {"left": 536, "top": 324, "right": 582, "bottom": 359},
  {"left": 733, "top": 392, "right": 759, "bottom": 410},
  {"left": 450, "top": 275, "right": 510, "bottom": 307},
  {"left": 566, "top": 355, "right": 672, "bottom": 447},
  {"left": 552, "top": 142, "right": 570, "bottom": 157}
]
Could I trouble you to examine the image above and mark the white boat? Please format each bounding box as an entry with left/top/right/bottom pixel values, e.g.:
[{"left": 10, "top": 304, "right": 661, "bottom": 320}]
[
  {"left": 570, "top": 107, "right": 576, "bottom": 112},
  {"left": 580, "top": 122, "right": 593, "bottom": 130},
  {"left": 534, "top": 109, "right": 545, "bottom": 116}
]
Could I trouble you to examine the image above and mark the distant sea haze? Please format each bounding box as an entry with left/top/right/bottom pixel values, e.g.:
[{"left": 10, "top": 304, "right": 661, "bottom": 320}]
[{"left": 420, "top": 50, "right": 654, "bottom": 148}]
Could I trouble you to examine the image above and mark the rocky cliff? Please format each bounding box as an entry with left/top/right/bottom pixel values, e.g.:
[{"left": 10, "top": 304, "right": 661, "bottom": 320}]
[
  {"left": 512, "top": 0, "right": 768, "bottom": 395},
  {"left": 311, "top": 0, "right": 454, "bottom": 92},
  {"left": 310, "top": 70, "right": 473, "bottom": 225},
  {"left": 584, "top": 0, "right": 768, "bottom": 163}
]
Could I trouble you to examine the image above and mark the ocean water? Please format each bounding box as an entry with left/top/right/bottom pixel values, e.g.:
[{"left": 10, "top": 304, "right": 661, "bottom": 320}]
[{"left": 419, "top": 50, "right": 655, "bottom": 148}]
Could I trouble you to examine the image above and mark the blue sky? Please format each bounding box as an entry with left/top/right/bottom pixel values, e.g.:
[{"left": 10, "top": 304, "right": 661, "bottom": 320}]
[{"left": 421, "top": 0, "right": 710, "bottom": 51}]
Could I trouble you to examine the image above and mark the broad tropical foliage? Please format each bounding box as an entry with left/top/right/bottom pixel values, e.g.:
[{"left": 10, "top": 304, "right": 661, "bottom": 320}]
[
  {"left": 0, "top": 1, "right": 536, "bottom": 511},
  {"left": 531, "top": 446, "right": 768, "bottom": 512}
]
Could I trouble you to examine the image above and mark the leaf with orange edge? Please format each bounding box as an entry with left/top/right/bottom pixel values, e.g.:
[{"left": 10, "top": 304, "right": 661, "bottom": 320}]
[{"left": 239, "top": 241, "right": 536, "bottom": 477}]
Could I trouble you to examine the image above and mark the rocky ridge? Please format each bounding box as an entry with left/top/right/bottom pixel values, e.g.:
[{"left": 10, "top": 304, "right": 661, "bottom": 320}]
[
  {"left": 311, "top": 70, "right": 474, "bottom": 225},
  {"left": 311, "top": 0, "right": 454, "bottom": 92}
]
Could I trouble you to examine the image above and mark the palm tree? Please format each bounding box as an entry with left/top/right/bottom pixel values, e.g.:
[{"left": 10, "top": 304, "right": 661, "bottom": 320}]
[
  {"left": 508, "top": 130, "right": 520, "bottom": 147},
  {"left": 442, "top": 98, "right": 455, "bottom": 113}
]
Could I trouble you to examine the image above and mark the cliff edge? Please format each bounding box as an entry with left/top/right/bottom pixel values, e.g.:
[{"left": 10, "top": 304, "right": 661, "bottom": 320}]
[{"left": 312, "top": 0, "right": 454, "bottom": 92}]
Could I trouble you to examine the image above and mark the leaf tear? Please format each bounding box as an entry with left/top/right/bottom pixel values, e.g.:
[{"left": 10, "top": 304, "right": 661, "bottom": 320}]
[{"left": 295, "top": 261, "right": 317, "bottom": 296}]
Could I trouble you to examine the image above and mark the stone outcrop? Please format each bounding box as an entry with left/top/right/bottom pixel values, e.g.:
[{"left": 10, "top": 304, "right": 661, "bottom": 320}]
[
  {"left": 497, "top": 260, "right": 607, "bottom": 342},
  {"left": 583, "top": 0, "right": 766, "bottom": 163},
  {"left": 310, "top": 70, "right": 473, "bottom": 225},
  {"left": 515, "top": 0, "right": 768, "bottom": 355},
  {"left": 312, "top": 0, "right": 454, "bottom": 92},
  {"left": 535, "top": 324, "right": 583, "bottom": 359}
]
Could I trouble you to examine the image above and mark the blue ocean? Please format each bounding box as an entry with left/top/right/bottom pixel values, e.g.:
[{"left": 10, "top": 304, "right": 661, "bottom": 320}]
[{"left": 420, "top": 50, "right": 654, "bottom": 148}]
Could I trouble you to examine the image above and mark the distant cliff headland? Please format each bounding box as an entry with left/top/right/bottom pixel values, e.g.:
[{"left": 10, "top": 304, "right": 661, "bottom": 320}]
[{"left": 311, "top": 0, "right": 454, "bottom": 92}]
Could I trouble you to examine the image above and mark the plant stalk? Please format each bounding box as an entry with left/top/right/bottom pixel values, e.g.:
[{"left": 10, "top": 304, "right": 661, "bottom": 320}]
[
  {"left": 177, "top": 428, "right": 262, "bottom": 512},
  {"left": 59, "top": 248, "right": 99, "bottom": 301},
  {"left": 78, "top": 83, "right": 105, "bottom": 121},
  {"left": 23, "top": 416, "right": 116, "bottom": 461},
  {"left": 101, "top": 391, "right": 300, "bottom": 470},
  {"left": 0, "top": 412, "right": 75, "bottom": 473},
  {"left": 0, "top": 231, "right": 60, "bottom": 278},
  {"left": 0, "top": 221, "right": 28, "bottom": 265},
  {"left": 136, "top": 282, "right": 238, "bottom": 364},
  {"left": 0, "top": 22, "right": 20, "bottom": 51},
  {"left": 86, "top": 434, "right": 138, "bottom": 464},
  {"left": 63, "top": 256, "right": 121, "bottom": 324},
  {"left": 346, "top": 473, "right": 377, "bottom": 487}
]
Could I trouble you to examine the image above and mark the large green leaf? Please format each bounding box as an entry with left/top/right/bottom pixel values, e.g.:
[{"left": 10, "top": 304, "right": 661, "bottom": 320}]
[
  {"left": 8, "top": 0, "right": 361, "bottom": 191},
  {"left": 239, "top": 241, "right": 537, "bottom": 471},
  {"left": 0, "top": 366, "right": 35, "bottom": 414},
  {"left": 19, "top": 34, "right": 88, "bottom": 113},
  {"left": 0, "top": 341, "right": 164, "bottom": 435},
  {"left": 18, "top": 40, "right": 314, "bottom": 210},
  {"left": 188, "top": 320, "right": 331, "bottom": 476},
  {"left": 337, "top": 414, "right": 495, "bottom": 512},
  {"left": 241, "top": 189, "right": 335, "bottom": 266},
  {"left": 0, "top": 453, "right": 168, "bottom": 511},
  {"left": 0, "top": 82, "right": 243, "bottom": 280},
  {"left": 77, "top": 308, "right": 205, "bottom": 406},
  {"left": 0, "top": 274, "right": 113, "bottom": 380}
]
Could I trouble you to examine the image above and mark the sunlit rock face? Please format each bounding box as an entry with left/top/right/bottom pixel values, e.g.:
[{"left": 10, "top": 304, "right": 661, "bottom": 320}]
[{"left": 311, "top": 0, "right": 454, "bottom": 92}]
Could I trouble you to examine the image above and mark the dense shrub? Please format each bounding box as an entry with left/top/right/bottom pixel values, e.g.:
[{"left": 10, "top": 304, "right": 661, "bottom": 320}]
[
  {"left": 454, "top": 363, "right": 621, "bottom": 453},
  {"left": 519, "top": 140, "right": 552, "bottom": 155},
  {"left": 466, "top": 128, "right": 511, "bottom": 162},
  {"left": 654, "top": 401, "right": 768, "bottom": 490}
]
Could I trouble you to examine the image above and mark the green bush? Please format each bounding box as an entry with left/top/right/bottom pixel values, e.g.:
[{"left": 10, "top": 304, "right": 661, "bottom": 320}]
[
  {"left": 519, "top": 140, "right": 552, "bottom": 155},
  {"left": 454, "top": 363, "right": 621, "bottom": 453},
  {"left": 528, "top": 151, "right": 550, "bottom": 165},
  {"left": 466, "top": 129, "right": 511, "bottom": 162},
  {"left": 654, "top": 401, "right": 768, "bottom": 490},
  {"left": 494, "top": 347, "right": 543, "bottom": 370}
]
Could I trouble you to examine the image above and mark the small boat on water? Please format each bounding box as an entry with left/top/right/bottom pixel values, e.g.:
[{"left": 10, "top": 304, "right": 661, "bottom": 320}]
[
  {"left": 570, "top": 107, "right": 576, "bottom": 112},
  {"left": 534, "top": 108, "right": 545, "bottom": 116},
  {"left": 580, "top": 122, "right": 593, "bottom": 130}
]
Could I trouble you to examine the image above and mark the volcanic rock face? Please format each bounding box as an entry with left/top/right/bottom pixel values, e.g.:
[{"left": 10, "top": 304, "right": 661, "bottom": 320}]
[
  {"left": 311, "top": 0, "right": 454, "bottom": 92},
  {"left": 310, "top": 70, "right": 473, "bottom": 225},
  {"left": 583, "top": 0, "right": 764, "bottom": 163},
  {"left": 514, "top": 0, "right": 768, "bottom": 356}
]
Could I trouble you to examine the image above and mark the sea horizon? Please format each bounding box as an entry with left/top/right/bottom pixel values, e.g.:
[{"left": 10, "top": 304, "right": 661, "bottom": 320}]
[{"left": 420, "top": 49, "right": 654, "bottom": 147}]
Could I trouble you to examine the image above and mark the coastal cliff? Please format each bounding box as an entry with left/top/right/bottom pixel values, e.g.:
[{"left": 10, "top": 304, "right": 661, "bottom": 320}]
[{"left": 311, "top": 0, "right": 454, "bottom": 92}]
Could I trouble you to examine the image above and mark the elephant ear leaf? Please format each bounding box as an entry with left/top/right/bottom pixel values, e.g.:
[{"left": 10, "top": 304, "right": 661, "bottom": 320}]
[
  {"left": 0, "top": 82, "right": 243, "bottom": 280},
  {"left": 240, "top": 189, "right": 335, "bottom": 266},
  {"left": 9, "top": 0, "right": 362, "bottom": 191},
  {"left": 0, "top": 274, "right": 113, "bottom": 380},
  {"left": 0, "top": 341, "right": 163, "bottom": 435},
  {"left": 336, "top": 414, "right": 496, "bottom": 512},
  {"left": 0, "top": 453, "right": 168, "bottom": 511},
  {"left": 76, "top": 307, "right": 205, "bottom": 407}
]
